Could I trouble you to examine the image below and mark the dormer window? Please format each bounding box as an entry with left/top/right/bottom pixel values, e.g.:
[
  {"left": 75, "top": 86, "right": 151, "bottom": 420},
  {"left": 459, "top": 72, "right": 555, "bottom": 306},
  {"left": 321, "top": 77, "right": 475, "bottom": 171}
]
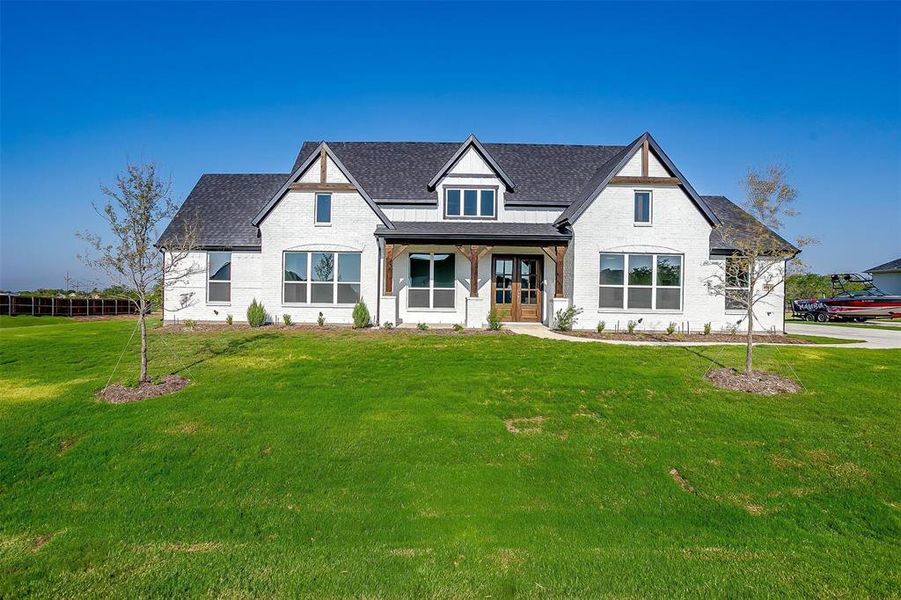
[{"left": 445, "top": 188, "right": 496, "bottom": 219}]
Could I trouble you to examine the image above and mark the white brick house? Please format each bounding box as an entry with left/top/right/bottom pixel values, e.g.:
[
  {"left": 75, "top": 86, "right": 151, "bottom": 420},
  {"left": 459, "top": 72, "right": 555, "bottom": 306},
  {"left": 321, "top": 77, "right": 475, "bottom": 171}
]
[{"left": 158, "top": 132, "right": 796, "bottom": 331}]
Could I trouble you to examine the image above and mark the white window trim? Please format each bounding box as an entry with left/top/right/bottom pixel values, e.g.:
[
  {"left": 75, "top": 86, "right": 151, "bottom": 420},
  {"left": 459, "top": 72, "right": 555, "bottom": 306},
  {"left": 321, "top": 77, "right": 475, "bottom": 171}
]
[
  {"left": 633, "top": 190, "right": 653, "bottom": 226},
  {"left": 598, "top": 252, "right": 684, "bottom": 313},
  {"left": 314, "top": 193, "right": 332, "bottom": 226},
  {"left": 207, "top": 251, "right": 232, "bottom": 305},
  {"left": 282, "top": 251, "right": 361, "bottom": 306},
  {"left": 443, "top": 187, "right": 497, "bottom": 220},
  {"left": 408, "top": 252, "right": 457, "bottom": 311}
]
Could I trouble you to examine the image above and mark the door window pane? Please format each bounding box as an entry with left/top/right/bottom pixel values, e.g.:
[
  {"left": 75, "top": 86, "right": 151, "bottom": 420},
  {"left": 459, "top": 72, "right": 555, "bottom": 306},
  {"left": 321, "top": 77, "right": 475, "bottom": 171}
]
[
  {"left": 657, "top": 255, "right": 681, "bottom": 286},
  {"left": 480, "top": 190, "right": 495, "bottom": 216},
  {"left": 628, "top": 255, "right": 653, "bottom": 285},
  {"left": 463, "top": 190, "right": 478, "bottom": 215},
  {"left": 338, "top": 253, "right": 361, "bottom": 283},
  {"left": 311, "top": 252, "right": 334, "bottom": 281},
  {"left": 628, "top": 287, "right": 652, "bottom": 309},
  {"left": 316, "top": 193, "right": 332, "bottom": 224},
  {"left": 599, "top": 254, "right": 624, "bottom": 285},
  {"left": 409, "top": 254, "right": 430, "bottom": 288},
  {"left": 433, "top": 253, "right": 455, "bottom": 288},
  {"left": 446, "top": 189, "right": 461, "bottom": 216}
]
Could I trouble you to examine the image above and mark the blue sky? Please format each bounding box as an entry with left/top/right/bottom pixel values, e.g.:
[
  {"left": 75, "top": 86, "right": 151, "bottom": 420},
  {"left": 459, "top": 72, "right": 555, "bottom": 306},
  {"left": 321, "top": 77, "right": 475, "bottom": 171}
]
[{"left": 2, "top": 1, "right": 899, "bottom": 291}]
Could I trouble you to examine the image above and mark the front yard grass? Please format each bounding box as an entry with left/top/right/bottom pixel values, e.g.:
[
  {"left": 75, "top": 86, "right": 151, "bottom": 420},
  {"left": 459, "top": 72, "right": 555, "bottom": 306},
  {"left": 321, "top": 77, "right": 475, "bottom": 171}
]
[{"left": 1, "top": 316, "right": 899, "bottom": 597}]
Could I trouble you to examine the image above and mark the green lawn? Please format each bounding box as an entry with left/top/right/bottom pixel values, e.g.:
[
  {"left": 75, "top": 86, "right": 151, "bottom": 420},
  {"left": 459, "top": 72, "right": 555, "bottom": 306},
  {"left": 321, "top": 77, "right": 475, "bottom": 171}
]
[{"left": 1, "top": 317, "right": 899, "bottom": 598}]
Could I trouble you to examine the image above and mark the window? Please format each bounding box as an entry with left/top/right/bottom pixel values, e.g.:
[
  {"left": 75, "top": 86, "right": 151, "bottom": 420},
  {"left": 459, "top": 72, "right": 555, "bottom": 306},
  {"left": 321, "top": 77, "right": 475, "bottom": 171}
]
[
  {"left": 634, "top": 191, "right": 652, "bottom": 224},
  {"left": 725, "top": 257, "right": 749, "bottom": 311},
  {"left": 599, "top": 253, "right": 682, "bottom": 310},
  {"left": 315, "top": 193, "right": 331, "bottom": 225},
  {"left": 408, "top": 253, "right": 456, "bottom": 309},
  {"left": 283, "top": 251, "right": 360, "bottom": 304},
  {"left": 445, "top": 188, "right": 496, "bottom": 218},
  {"left": 207, "top": 251, "right": 231, "bottom": 303}
]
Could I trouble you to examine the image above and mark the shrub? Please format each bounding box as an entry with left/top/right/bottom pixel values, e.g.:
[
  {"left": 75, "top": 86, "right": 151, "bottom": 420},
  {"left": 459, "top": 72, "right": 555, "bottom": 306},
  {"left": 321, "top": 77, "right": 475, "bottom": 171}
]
[
  {"left": 247, "top": 299, "right": 267, "bottom": 328},
  {"left": 183, "top": 319, "right": 197, "bottom": 330},
  {"left": 225, "top": 314, "right": 233, "bottom": 325},
  {"left": 352, "top": 301, "right": 371, "bottom": 329},
  {"left": 282, "top": 314, "right": 292, "bottom": 326},
  {"left": 626, "top": 320, "right": 637, "bottom": 334},
  {"left": 317, "top": 312, "right": 325, "bottom": 327},
  {"left": 596, "top": 320, "right": 606, "bottom": 334},
  {"left": 416, "top": 322, "right": 429, "bottom": 331},
  {"left": 666, "top": 322, "right": 677, "bottom": 335},
  {"left": 553, "top": 306, "right": 583, "bottom": 331},
  {"left": 382, "top": 321, "right": 394, "bottom": 329},
  {"left": 452, "top": 323, "right": 464, "bottom": 332},
  {"left": 703, "top": 322, "right": 712, "bottom": 335},
  {"left": 486, "top": 308, "right": 502, "bottom": 331}
]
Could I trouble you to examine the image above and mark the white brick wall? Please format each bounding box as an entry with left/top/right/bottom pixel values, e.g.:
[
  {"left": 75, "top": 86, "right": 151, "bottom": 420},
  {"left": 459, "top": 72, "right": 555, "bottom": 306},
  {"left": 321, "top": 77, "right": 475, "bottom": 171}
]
[{"left": 163, "top": 250, "right": 261, "bottom": 322}]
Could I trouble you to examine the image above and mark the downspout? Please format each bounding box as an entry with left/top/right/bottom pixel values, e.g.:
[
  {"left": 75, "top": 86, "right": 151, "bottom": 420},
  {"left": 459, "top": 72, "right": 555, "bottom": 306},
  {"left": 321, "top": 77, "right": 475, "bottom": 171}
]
[{"left": 376, "top": 237, "right": 382, "bottom": 327}]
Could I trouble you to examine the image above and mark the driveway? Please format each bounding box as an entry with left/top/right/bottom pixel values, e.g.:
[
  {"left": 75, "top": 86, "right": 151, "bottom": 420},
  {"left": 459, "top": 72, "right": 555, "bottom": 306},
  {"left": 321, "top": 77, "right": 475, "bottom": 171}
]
[{"left": 784, "top": 323, "right": 901, "bottom": 349}]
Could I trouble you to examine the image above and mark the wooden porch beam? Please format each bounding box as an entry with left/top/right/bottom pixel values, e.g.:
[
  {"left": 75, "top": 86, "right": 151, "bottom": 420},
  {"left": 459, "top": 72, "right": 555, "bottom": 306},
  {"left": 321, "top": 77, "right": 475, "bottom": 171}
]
[
  {"left": 609, "top": 176, "right": 680, "bottom": 186},
  {"left": 288, "top": 182, "right": 357, "bottom": 192},
  {"left": 456, "top": 245, "right": 481, "bottom": 297}
]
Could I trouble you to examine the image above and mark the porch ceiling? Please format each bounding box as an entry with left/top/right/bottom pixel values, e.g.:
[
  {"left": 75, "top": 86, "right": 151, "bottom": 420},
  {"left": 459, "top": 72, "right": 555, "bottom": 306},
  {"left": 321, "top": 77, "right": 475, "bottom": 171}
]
[{"left": 374, "top": 221, "right": 571, "bottom": 245}]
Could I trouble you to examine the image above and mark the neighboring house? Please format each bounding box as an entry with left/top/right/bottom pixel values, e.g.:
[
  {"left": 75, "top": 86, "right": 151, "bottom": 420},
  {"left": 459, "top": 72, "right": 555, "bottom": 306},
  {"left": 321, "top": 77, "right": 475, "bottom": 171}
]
[
  {"left": 158, "top": 132, "right": 794, "bottom": 331},
  {"left": 866, "top": 258, "right": 901, "bottom": 295}
]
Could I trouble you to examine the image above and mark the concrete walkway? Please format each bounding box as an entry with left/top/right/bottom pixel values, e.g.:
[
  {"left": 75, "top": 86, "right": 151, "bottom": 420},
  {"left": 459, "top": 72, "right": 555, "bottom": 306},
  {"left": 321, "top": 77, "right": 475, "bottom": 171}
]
[{"left": 506, "top": 322, "right": 900, "bottom": 349}]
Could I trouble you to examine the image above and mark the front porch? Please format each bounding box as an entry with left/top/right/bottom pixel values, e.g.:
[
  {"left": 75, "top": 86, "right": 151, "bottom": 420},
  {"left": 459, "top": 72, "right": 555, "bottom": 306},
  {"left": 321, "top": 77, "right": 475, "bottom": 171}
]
[{"left": 375, "top": 222, "right": 571, "bottom": 328}]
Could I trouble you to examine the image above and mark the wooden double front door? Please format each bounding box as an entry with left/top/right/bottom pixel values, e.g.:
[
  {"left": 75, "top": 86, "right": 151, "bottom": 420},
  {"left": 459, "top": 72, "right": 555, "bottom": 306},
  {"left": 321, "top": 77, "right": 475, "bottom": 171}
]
[{"left": 492, "top": 255, "right": 542, "bottom": 322}]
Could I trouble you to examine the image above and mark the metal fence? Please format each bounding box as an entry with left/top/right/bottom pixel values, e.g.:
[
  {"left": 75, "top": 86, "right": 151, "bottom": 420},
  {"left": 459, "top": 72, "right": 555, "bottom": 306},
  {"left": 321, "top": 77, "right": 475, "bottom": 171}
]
[{"left": 0, "top": 294, "right": 138, "bottom": 317}]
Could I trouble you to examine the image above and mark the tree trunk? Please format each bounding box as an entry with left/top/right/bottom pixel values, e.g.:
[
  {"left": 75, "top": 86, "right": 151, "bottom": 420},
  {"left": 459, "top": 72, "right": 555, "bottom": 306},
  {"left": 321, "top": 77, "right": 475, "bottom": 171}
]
[
  {"left": 139, "top": 300, "right": 148, "bottom": 383},
  {"left": 745, "top": 302, "right": 754, "bottom": 374}
]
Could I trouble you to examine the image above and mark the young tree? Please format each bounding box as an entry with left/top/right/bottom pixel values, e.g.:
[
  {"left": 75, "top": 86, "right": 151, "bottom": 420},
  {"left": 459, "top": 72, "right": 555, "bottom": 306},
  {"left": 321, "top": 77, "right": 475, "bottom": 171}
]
[
  {"left": 709, "top": 165, "right": 814, "bottom": 374},
  {"left": 79, "top": 162, "right": 198, "bottom": 383}
]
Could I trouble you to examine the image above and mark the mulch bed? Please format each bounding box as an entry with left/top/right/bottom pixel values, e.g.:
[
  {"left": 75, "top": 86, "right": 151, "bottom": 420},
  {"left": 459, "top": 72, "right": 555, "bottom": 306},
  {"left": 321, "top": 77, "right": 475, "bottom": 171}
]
[
  {"left": 560, "top": 331, "right": 809, "bottom": 344},
  {"left": 98, "top": 375, "right": 190, "bottom": 404},
  {"left": 705, "top": 368, "right": 801, "bottom": 395},
  {"left": 159, "top": 323, "right": 512, "bottom": 337}
]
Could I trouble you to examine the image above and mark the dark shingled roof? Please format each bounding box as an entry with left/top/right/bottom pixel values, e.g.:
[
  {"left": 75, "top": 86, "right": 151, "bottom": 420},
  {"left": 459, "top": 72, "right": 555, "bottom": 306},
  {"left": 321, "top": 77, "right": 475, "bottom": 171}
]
[
  {"left": 866, "top": 257, "right": 901, "bottom": 273},
  {"left": 292, "top": 141, "right": 625, "bottom": 205},
  {"left": 159, "top": 142, "right": 791, "bottom": 254},
  {"left": 158, "top": 174, "right": 287, "bottom": 248},
  {"left": 703, "top": 195, "right": 798, "bottom": 255},
  {"left": 374, "top": 221, "right": 571, "bottom": 243}
]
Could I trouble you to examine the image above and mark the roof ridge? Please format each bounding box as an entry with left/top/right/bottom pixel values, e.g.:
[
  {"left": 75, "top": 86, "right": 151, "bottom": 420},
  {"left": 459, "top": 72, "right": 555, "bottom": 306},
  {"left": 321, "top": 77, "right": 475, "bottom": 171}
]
[{"left": 303, "top": 140, "right": 627, "bottom": 148}]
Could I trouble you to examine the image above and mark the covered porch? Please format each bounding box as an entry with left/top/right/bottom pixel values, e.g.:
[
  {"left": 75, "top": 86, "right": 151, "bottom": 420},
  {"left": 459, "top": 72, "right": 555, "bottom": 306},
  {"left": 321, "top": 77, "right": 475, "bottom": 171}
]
[{"left": 375, "top": 222, "right": 571, "bottom": 328}]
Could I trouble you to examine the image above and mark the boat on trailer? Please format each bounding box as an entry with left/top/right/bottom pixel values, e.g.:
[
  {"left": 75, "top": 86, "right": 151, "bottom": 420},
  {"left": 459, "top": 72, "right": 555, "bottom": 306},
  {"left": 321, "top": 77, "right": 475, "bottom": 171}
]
[{"left": 791, "top": 273, "right": 901, "bottom": 322}]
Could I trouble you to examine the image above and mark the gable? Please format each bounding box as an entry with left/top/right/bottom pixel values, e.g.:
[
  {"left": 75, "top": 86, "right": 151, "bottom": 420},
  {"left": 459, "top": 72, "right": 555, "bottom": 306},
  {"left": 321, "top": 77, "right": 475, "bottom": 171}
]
[
  {"left": 555, "top": 133, "right": 719, "bottom": 227},
  {"left": 616, "top": 143, "right": 673, "bottom": 178},
  {"left": 251, "top": 143, "right": 393, "bottom": 228},
  {"left": 427, "top": 135, "right": 515, "bottom": 192},
  {"left": 447, "top": 146, "right": 495, "bottom": 176}
]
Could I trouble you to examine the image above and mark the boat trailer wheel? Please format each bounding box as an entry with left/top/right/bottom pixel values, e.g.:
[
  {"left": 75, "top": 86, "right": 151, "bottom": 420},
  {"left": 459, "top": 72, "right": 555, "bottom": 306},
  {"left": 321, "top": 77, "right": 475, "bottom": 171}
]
[{"left": 816, "top": 312, "right": 829, "bottom": 323}]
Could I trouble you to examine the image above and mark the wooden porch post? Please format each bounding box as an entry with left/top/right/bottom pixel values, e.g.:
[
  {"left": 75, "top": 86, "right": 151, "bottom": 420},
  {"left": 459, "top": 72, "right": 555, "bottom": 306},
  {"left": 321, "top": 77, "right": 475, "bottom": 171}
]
[
  {"left": 469, "top": 245, "right": 481, "bottom": 297},
  {"left": 554, "top": 245, "right": 565, "bottom": 298},
  {"left": 384, "top": 244, "right": 394, "bottom": 296}
]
